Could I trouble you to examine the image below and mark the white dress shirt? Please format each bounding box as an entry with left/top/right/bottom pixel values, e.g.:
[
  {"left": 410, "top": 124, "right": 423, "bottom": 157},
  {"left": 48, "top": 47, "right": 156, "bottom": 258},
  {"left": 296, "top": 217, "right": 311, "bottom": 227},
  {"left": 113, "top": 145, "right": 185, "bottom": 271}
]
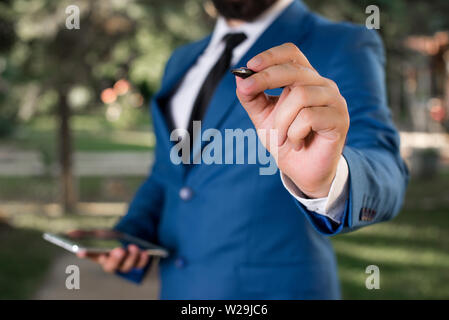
[{"left": 168, "top": 0, "right": 349, "bottom": 224}]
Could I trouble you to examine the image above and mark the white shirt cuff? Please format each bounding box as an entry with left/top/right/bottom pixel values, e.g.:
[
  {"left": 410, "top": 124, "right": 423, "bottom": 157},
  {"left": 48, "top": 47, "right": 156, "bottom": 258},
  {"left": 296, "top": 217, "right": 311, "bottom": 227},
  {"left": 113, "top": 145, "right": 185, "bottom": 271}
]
[{"left": 280, "top": 156, "right": 349, "bottom": 224}]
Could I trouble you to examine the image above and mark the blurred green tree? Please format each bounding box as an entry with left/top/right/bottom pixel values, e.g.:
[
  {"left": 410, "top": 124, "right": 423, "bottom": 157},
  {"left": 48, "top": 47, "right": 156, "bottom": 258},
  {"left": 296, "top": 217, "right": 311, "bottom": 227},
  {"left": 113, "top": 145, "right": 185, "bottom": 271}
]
[
  {"left": 0, "top": 0, "right": 211, "bottom": 212},
  {"left": 0, "top": 0, "right": 18, "bottom": 137}
]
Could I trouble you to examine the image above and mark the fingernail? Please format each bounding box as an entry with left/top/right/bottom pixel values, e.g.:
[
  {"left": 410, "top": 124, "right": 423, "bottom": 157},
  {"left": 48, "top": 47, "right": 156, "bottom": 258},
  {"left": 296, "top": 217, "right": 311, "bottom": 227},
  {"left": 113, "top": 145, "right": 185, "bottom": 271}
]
[
  {"left": 240, "top": 77, "right": 255, "bottom": 89},
  {"left": 249, "top": 56, "right": 262, "bottom": 68}
]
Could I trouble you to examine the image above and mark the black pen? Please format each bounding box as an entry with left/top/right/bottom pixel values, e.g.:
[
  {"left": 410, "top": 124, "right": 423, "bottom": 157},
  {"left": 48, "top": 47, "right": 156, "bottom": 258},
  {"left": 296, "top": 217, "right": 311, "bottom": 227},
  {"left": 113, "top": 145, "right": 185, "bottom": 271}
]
[
  {"left": 231, "top": 67, "right": 256, "bottom": 79},
  {"left": 232, "top": 67, "right": 285, "bottom": 89}
]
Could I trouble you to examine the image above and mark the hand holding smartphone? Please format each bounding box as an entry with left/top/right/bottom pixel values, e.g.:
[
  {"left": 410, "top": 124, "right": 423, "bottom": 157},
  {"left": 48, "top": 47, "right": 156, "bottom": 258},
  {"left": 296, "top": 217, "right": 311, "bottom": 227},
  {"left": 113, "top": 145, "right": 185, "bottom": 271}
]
[{"left": 43, "top": 229, "right": 169, "bottom": 273}]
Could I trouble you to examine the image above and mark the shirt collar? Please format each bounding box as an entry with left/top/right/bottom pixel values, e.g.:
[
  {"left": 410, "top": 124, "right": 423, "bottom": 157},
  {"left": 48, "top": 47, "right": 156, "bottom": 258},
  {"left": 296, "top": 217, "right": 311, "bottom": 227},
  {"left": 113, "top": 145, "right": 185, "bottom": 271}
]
[{"left": 207, "top": 0, "right": 294, "bottom": 51}]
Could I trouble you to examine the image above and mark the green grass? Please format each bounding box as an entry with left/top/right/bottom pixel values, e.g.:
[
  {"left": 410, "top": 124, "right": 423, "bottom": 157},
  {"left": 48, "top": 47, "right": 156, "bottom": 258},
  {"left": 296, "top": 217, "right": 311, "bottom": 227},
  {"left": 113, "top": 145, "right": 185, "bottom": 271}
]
[
  {"left": 11, "top": 128, "right": 154, "bottom": 152},
  {"left": 333, "top": 171, "right": 449, "bottom": 299},
  {"left": 0, "top": 177, "right": 57, "bottom": 201},
  {"left": 0, "top": 224, "right": 59, "bottom": 299},
  {"left": 0, "top": 114, "right": 154, "bottom": 157},
  {"left": 333, "top": 209, "right": 449, "bottom": 299},
  {"left": 0, "top": 176, "right": 145, "bottom": 202}
]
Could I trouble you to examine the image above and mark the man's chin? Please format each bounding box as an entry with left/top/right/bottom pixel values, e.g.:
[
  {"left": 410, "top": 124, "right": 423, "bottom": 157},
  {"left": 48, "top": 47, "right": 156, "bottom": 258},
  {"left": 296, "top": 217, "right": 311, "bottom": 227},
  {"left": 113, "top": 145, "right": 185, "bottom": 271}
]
[{"left": 212, "top": 0, "right": 278, "bottom": 22}]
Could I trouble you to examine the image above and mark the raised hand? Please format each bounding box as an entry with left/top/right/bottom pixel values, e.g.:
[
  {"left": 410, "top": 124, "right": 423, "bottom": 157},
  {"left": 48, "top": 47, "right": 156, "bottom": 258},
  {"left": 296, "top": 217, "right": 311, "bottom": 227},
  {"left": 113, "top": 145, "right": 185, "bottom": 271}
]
[{"left": 236, "top": 43, "right": 349, "bottom": 198}]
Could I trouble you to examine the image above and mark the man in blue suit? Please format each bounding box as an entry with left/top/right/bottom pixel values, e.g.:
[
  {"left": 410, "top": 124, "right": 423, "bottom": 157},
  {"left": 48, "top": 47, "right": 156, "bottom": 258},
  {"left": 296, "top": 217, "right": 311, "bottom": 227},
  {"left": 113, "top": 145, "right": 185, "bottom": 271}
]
[{"left": 79, "top": 0, "right": 408, "bottom": 299}]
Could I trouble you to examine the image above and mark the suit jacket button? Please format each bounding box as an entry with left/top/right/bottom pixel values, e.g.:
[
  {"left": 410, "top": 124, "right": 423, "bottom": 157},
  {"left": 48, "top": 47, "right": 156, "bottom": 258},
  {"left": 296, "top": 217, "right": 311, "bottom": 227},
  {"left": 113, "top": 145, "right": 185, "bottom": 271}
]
[
  {"left": 179, "top": 187, "right": 193, "bottom": 201},
  {"left": 175, "top": 257, "right": 186, "bottom": 268}
]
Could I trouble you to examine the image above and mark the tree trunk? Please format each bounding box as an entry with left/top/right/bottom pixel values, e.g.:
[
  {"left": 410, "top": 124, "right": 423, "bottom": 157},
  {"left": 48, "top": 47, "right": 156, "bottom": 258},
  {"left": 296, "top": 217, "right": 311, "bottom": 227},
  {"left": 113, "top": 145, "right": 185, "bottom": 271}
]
[{"left": 58, "top": 91, "right": 77, "bottom": 213}]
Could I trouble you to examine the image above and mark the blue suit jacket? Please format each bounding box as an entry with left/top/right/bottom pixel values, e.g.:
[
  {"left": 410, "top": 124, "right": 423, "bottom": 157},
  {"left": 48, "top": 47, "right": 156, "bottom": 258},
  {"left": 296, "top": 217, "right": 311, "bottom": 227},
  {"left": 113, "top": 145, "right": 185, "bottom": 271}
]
[{"left": 115, "top": 0, "right": 409, "bottom": 299}]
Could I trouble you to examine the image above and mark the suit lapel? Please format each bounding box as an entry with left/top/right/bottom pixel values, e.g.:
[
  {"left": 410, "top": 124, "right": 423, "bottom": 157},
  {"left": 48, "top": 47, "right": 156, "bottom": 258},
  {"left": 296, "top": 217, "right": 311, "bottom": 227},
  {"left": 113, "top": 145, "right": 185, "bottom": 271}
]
[{"left": 154, "top": 35, "right": 212, "bottom": 134}]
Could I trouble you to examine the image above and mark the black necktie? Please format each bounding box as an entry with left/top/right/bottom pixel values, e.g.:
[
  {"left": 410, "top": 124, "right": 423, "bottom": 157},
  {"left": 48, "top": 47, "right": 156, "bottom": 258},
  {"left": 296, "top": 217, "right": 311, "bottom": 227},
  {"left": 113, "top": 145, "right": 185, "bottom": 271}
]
[{"left": 186, "top": 32, "right": 247, "bottom": 138}]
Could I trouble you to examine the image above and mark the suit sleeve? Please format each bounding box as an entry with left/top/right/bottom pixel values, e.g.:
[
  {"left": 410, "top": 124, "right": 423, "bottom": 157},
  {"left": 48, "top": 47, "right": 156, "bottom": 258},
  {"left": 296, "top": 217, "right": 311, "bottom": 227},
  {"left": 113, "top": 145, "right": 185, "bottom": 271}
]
[
  {"left": 295, "top": 26, "right": 409, "bottom": 235},
  {"left": 114, "top": 174, "right": 164, "bottom": 243},
  {"left": 113, "top": 173, "right": 165, "bottom": 283}
]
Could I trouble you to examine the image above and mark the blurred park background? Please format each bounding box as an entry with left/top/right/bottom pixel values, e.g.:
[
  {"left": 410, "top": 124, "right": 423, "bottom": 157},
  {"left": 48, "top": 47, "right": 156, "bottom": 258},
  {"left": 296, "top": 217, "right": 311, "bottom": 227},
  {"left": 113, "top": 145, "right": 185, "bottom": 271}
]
[{"left": 0, "top": 0, "right": 448, "bottom": 299}]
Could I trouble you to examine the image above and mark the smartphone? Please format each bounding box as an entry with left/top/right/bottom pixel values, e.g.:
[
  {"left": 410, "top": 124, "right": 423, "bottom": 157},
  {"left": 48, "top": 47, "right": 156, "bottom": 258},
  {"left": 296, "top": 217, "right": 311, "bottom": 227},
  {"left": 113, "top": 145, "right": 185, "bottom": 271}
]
[{"left": 43, "top": 230, "right": 169, "bottom": 258}]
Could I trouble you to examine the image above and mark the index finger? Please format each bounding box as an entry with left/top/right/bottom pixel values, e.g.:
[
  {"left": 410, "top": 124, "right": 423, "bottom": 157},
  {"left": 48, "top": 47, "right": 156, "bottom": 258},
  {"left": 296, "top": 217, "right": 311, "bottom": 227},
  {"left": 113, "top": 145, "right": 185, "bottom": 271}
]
[
  {"left": 247, "top": 42, "right": 313, "bottom": 72},
  {"left": 236, "top": 63, "right": 325, "bottom": 97}
]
